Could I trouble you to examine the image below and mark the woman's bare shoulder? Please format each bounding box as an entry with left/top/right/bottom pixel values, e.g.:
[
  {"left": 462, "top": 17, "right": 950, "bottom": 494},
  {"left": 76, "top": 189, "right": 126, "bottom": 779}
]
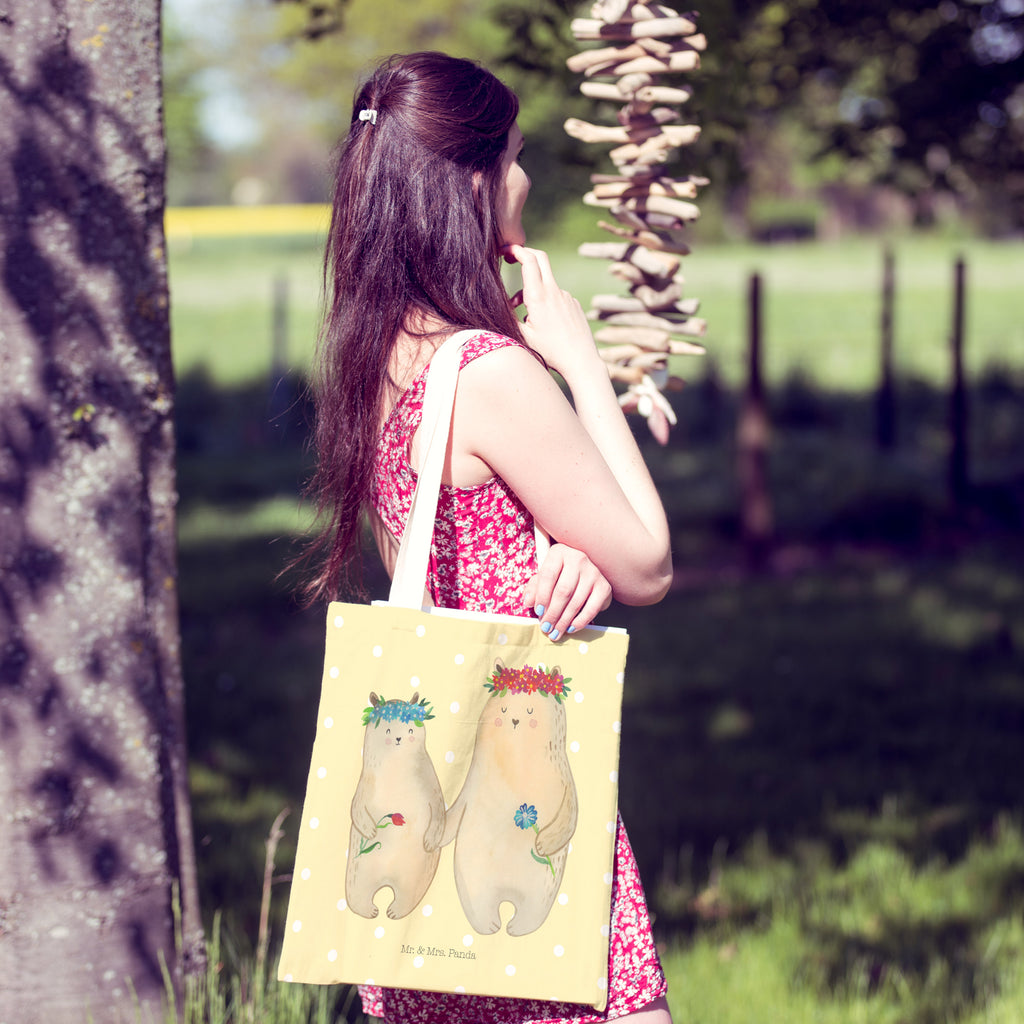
[
  {"left": 457, "top": 329, "right": 530, "bottom": 367},
  {"left": 458, "top": 334, "right": 546, "bottom": 383}
]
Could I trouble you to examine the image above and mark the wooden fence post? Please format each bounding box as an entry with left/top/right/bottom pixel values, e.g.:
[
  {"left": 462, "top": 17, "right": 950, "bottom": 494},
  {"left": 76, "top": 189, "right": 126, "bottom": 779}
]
[
  {"left": 948, "top": 256, "right": 968, "bottom": 510},
  {"left": 268, "top": 272, "right": 292, "bottom": 440},
  {"left": 271, "top": 272, "right": 288, "bottom": 378},
  {"left": 876, "top": 246, "right": 896, "bottom": 450},
  {"left": 738, "top": 272, "right": 772, "bottom": 567}
]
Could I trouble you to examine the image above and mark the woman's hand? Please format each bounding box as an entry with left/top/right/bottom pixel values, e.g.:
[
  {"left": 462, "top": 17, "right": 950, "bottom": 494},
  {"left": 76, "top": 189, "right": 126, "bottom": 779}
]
[
  {"left": 523, "top": 543, "right": 613, "bottom": 642},
  {"left": 503, "top": 243, "right": 603, "bottom": 382}
]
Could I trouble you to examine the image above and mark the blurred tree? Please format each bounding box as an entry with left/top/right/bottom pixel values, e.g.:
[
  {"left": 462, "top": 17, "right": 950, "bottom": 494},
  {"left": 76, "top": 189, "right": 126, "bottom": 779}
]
[
  {"left": 169, "top": 0, "right": 1023, "bottom": 224},
  {"left": 163, "top": 7, "right": 220, "bottom": 204},
  {"left": 273, "top": 0, "right": 350, "bottom": 40},
  {"left": 232, "top": 0, "right": 598, "bottom": 228},
  {"left": 694, "top": 0, "right": 1024, "bottom": 228},
  {"left": 489, "top": 0, "right": 605, "bottom": 238},
  {"left": 0, "top": 1, "right": 202, "bottom": 1020}
]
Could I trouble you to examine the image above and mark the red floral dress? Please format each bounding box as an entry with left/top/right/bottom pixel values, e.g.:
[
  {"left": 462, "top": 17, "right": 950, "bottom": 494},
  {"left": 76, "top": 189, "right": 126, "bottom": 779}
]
[{"left": 366, "top": 330, "right": 668, "bottom": 1024}]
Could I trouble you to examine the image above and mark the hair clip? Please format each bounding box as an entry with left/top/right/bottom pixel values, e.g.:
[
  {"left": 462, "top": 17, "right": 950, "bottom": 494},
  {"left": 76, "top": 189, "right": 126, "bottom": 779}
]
[{"left": 358, "top": 108, "right": 378, "bottom": 126}]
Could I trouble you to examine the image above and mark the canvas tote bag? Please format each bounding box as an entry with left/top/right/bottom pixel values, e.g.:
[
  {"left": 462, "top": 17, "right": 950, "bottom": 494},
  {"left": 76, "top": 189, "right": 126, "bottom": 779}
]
[{"left": 278, "top": 331, "right": 630, "bottom": 1010}]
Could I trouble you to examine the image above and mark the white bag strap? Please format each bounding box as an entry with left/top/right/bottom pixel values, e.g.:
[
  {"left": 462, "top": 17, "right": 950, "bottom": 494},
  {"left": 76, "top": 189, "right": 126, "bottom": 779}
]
[{"left": 389, "top": 330, "right": 549, "bottom": 609}]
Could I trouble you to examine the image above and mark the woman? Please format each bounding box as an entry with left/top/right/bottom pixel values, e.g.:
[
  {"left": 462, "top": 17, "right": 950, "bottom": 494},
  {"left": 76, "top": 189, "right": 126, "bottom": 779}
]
[{"left": 303, "top": 51, "right": 674, "bottom": 1024}]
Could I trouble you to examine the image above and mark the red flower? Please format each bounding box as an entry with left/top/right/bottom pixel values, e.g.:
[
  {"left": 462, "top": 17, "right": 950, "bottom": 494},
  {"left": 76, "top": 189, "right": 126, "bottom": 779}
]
[{"left": 389, "top": 813, "right": 405, "bottom": 826}]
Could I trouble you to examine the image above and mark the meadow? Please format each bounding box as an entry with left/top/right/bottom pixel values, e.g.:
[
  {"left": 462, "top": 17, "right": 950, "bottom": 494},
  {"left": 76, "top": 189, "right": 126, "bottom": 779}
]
[{"left": 169, "top": 221, "right": 1024, "bottom": 1023}]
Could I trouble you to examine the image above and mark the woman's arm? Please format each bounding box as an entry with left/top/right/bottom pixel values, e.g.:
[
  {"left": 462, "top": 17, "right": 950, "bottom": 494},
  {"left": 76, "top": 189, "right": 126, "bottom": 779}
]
[
  {"left": 449, "top": 246, "right": 672, "bottom": 607},
  {"left": 371, "top": 444, "right": 611, "bottom": 636}
]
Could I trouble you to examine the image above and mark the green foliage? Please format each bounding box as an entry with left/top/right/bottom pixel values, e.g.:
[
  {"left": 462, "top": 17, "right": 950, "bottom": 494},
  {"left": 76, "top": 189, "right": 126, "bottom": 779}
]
[
  {"left": 263, "top": 0, "right": 598, "bottom": 232},
  {"left": 263, "top": 0, "right": 510, "bottom": 144},
  {"left": 693, "top": 0, "right": 1024, "bottom": 224},
  {"left": 163, "top": 0, "right": 1024, "bottom": 227},
  {"left": 161, "top": 6, "right": 220, "bottom": 205}
]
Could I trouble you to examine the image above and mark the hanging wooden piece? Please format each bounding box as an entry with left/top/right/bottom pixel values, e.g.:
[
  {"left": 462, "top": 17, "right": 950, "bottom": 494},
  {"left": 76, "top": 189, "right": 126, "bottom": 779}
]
[{"left": 567, "top": 0, "right": 708, "bottom": 444}]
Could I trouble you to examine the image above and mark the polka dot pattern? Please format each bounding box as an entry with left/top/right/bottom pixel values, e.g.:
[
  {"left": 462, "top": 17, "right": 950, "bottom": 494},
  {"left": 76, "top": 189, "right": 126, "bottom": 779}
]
[
  {"left": 284, "top": 605, "right": 646, "bottom": 1018},
  {"left": 283, "top": 601, "right": 643, "bottom": 1017}
]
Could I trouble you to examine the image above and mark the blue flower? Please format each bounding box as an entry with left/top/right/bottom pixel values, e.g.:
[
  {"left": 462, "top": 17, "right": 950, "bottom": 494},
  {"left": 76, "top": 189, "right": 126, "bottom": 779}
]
[
  {"left": 514, "top": 803, "right": 538, "bottom": 830},
  {"left": 362, "top": 695, "right": 435, "bottom": 728}
]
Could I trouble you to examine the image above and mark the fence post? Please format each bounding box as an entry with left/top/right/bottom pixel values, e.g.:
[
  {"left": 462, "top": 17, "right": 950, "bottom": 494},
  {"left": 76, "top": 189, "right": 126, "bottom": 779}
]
[
  {"left": 738, "top": 271, "right": 773, "bottom": 568},
  {"left": 948, "top": 256, "right": 968, "bottom": 511},
  {"left": 268, "top": 272, "right": 292, "bottom": 440},
  {"left": 876, "top": 246, "right": 896, "bottom": 449}
]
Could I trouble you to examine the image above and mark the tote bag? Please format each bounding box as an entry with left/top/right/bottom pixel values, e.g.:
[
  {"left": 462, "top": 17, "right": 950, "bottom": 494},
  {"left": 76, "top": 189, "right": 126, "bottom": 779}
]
[{"left": 278, "top": 331, "right": 629, "bottom": 1010}]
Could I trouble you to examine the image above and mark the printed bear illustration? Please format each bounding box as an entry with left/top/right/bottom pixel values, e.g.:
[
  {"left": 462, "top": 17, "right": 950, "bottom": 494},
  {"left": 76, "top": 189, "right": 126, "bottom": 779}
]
[
  {"left": 442, "top": 660, "right": 578, "bottom": 936},
  {"left": 345, "top": 692, "right": 445, "bottom": 920}
]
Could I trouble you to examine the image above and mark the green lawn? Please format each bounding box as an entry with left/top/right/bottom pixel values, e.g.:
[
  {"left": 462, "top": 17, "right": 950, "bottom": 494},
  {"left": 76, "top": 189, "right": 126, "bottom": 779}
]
[
  {"left": 168, "top": 228, "right": 1024, "bottom": 1024},
  {"left": 677, "top": 236, "right": 1024, "bottom": 388},
  {"left": 168, "top": 229, "right": 1024, "bottom": 391},
  {"left": 169, "top": 234, "right": 324, "bottom": 385}
]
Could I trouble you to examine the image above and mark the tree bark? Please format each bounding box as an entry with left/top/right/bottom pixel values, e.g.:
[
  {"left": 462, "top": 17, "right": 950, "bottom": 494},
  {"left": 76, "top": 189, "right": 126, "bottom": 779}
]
[{"left": 0, "top": 1, "right": 203, "bottom": 1021}]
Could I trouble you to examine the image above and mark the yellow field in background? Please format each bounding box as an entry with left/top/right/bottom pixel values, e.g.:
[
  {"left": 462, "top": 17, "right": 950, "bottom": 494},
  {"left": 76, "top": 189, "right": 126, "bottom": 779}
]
[{"left": 165, "top": 204, "right": 330, "bottom": 240}]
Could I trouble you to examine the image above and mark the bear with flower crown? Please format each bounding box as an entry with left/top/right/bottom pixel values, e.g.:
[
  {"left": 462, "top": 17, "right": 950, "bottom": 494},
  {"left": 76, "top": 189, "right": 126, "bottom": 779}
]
[
  {"left": 346, "top": 692, "right": 445, "bottom": 919},
  {"left": 442, "top": 660, "right": 578, "bottom": 936}
]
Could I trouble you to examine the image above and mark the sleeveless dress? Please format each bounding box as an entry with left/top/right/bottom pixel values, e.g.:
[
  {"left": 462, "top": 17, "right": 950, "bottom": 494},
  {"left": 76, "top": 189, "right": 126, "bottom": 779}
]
[{"left": 365, "top": 330, "right": 668, "bottom": 1024}]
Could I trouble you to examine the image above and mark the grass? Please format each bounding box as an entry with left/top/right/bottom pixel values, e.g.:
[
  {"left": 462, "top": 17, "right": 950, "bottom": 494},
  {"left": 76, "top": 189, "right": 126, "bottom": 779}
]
[
  {"left": 168, "top": 228, "right": 1024, "bottom": 392},
  {"left": 168, "top": 226, "right": 1024, "bottom": 1023},
  {"left": 678, "top": 236, "right": 1024, "bottom": 389},
  {"left": 660, "top": 821, "right": 1024, "bottom": 1024},
  {"left": 168, "top": 234, "right": 323, "bottom": 384}
]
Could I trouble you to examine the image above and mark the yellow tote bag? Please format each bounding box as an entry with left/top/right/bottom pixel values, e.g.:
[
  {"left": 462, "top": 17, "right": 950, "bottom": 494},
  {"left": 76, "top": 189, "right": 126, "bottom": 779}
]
[{"left": 278, "top": 333, "right": 628, "bottom": 1009}]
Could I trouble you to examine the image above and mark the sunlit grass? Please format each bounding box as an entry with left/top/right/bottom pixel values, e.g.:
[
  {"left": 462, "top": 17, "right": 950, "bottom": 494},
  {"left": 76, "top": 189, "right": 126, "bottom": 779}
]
[
  {"left": 169, "top": 230, "right": 1024, "bottom": 393},
  {"left": 657, "top": 820, "right": 1024, "bottom": 1024},
  {"left": 169, "top": 234, "right": 323, "bottom": 384},
  {"left": 177, "top": 497, "right": 314, "bottom": 546}
]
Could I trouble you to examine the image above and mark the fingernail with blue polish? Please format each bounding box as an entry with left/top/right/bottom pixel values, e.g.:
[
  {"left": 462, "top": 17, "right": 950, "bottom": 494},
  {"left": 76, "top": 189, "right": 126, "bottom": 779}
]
[
  {"left": 549, "top": 629, "right": 560, "bottom": 641},
  {"left": 567, "top": 625, "right": 576, "bottom": 634},
  {"left": 535, "top": 604, "right": 545, "bottom": 617},
  {"left": 541, "top": 621, "right": 552, "bottom": 634}
]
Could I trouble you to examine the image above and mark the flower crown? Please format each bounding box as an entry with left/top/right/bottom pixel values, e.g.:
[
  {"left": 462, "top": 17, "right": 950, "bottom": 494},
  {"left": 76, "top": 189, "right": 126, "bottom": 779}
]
[
  {"left": 484, "top": 662, "right": 571, "bottom": 703},
  {"left": 362, "top": 693, "right": 435, "bottom": 728}
]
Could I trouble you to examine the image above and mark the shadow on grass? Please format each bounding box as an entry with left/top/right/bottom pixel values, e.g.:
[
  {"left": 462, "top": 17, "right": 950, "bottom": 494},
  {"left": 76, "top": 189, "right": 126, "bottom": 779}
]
[{"left": 177, "top": 367, "right": 1024, "bottom": 1019}]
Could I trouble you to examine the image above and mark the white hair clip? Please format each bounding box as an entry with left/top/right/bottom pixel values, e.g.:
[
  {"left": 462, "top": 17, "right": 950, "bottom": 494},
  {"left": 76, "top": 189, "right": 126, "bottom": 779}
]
[{"left": 358, "top": 108, "right": 378, "bottom": 126}]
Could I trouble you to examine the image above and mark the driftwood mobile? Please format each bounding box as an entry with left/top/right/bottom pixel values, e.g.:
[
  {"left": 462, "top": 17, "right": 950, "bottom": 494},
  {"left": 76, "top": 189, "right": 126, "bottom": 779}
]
[{"left": 565, "top": 0, "right": 707, "bottom": 444}]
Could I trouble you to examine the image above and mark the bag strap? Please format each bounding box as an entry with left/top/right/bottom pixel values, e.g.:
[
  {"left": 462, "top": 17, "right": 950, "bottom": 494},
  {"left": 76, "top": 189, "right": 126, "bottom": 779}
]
[{"left": 389, "top": 330, "right": 549, "bottom": 609}]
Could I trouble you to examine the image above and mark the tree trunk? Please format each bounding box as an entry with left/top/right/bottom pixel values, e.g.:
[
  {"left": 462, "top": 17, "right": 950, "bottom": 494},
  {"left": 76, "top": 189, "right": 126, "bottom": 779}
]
[{"left": 0, "top": 2, "right": 203, "bottom": 1021}]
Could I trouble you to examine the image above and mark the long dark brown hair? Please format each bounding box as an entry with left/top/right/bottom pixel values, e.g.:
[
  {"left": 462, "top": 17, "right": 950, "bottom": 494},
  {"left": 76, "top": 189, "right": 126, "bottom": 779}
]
[{"left": 300, "top": 52, "right": 524, "bottom": 603}]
